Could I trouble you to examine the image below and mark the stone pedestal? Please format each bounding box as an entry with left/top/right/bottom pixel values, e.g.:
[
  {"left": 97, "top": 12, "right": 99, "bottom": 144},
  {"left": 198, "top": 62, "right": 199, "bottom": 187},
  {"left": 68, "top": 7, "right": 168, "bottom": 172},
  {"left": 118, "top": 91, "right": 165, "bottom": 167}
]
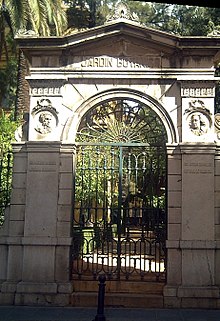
[
  {"left": 164, "top": 143, "right": 219, "bottom": 308},
  {"left": 0, "top": 142, "right": 75, "bottom": 306}
]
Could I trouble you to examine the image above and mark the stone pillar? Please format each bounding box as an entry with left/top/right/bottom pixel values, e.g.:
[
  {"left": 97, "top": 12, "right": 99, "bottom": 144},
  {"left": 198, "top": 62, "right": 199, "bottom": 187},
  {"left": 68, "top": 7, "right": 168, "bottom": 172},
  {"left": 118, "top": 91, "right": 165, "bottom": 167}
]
[
  {"left": 214, "top": 146, "right": 220, "bottom": 308},
  {"left": 0, "top": 142, "right": 75, "bottom": 306},
  {"left": 164, "top": 144, "right": 182, "bottom": 308},
  {"left": 0, "top": 143, "right": 27, "bottom": 304},
  {"left": 55, "top": 144, "right": 75, "bottom": 298},
  {"left": 179, "top": 143, "right": 218, "bottom": 308},
  {"left": 165, "top": 143, "right": 219, "bottom": 308},
  {"left": 16, "top": 142, "right": 61, "bottom": 304}
]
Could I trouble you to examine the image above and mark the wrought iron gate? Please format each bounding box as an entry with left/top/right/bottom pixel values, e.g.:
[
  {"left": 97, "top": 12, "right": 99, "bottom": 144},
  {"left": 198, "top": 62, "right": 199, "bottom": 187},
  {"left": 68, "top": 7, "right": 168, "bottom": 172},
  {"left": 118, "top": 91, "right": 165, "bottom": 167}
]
[{"left": 72, "top": 98, "right": 167, "bottom": 281}]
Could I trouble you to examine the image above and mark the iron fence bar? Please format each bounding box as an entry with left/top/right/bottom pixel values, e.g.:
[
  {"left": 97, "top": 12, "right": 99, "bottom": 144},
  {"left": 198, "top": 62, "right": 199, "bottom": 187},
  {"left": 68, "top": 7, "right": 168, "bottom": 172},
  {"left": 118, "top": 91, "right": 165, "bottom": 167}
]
[{"left": 116, "top": 146, "right": 123, "bottom": 279}]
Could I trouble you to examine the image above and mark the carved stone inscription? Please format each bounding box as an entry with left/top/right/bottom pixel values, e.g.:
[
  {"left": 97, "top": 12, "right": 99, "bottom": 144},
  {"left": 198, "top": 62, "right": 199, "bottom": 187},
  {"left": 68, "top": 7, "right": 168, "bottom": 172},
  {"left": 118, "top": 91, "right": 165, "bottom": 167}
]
[
  {"left": 65, "top": 55, "right": 161, "bottom": 69},
  {"left": 29, "top": 160, "right": 57, "bottom": 173},
  {"left": 183, "top": 162, "right": 213, "bottom": 175}
]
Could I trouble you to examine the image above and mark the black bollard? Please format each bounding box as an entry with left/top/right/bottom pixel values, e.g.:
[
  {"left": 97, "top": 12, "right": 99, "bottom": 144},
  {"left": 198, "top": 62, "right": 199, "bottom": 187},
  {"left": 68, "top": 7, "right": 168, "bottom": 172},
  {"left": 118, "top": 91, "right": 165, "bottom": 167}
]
[{"left": 92, "top": 274, "right": 106, "bottom": 321}]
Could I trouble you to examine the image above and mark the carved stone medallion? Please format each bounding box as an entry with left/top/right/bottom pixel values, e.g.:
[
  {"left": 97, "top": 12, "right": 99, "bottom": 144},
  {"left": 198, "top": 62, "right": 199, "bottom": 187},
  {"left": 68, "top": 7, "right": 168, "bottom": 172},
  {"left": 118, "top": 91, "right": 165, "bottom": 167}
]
[
  {"left": 32, "top": 98, "right": 59, "bottom": 135},
  {"left": 188, "top": 112, "right": 209, "bottom": 136},
  {"left": 184, "top": 99, "right": 212, "bottom": 137}
]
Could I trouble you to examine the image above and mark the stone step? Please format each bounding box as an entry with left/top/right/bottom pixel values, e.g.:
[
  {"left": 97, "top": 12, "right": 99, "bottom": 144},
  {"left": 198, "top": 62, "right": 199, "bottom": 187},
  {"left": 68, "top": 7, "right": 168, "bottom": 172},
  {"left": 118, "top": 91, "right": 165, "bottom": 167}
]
[
  {"left": 70, "top": 292, "right": 164, "bottom": 308},
  {"left": 72, "top": 280, "right": 164, "bottom": 295}
]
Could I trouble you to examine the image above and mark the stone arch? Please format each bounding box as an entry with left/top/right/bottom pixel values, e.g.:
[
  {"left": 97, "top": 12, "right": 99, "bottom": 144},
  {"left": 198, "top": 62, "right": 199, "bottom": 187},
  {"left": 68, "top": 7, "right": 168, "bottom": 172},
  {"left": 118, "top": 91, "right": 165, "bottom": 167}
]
[
  {"left": 62, "top": 88, "right": 178, "bottom": 144},
  {"left": 71, "top": 88, "right": 170, "bottom": 282}
]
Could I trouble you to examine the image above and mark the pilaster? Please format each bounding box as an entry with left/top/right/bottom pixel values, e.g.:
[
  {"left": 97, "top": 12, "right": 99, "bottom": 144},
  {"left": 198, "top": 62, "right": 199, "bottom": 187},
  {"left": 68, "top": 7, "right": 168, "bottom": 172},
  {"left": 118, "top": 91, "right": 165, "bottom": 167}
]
[
  {"left": 0, "top": 142, "right": 75, "bottom": 305},
  {"left": 164, "top": 143, "right": 218, "bottom": 308}
]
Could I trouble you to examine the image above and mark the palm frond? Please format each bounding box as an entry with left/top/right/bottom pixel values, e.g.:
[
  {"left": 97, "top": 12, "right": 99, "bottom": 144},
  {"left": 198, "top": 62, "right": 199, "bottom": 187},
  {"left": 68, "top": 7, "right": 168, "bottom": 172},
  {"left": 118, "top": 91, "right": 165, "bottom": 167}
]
[{"left": 5, "top": 0, "right": 29, "bottom": 33}]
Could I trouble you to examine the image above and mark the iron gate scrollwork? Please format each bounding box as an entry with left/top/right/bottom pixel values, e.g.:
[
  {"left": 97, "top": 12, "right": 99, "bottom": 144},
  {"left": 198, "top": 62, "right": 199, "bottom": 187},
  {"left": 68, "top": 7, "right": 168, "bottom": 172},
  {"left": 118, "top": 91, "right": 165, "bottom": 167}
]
[{"left": 72, "top": 99, "right": 167, "bottom": 282}]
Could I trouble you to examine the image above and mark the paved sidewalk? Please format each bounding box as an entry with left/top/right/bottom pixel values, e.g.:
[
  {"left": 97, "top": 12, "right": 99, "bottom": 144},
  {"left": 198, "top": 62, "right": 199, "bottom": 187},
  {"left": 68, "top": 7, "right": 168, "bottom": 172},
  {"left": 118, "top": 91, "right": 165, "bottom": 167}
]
[{"left": 1, "top": 306, "right": 220, "bottom": 321}]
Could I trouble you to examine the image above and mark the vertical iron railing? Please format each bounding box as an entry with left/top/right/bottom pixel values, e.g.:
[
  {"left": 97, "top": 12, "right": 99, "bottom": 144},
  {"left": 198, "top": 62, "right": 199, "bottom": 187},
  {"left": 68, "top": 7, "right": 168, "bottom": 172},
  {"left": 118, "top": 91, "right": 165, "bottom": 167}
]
[{"left": 0, "top": 151, "right": 13, "bottom": 225}]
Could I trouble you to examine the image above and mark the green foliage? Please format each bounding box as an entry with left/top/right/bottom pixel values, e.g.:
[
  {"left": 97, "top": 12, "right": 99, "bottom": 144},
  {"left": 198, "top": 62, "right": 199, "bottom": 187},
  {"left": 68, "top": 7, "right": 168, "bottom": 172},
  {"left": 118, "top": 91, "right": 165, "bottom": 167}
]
[
  {"left": 0, "top": 110, "right": 19, "bottom": 225},
  {"left": 0, "top": 110, "right": 18, "bottom": 153},
  {"left": 66, "top": 1, "right": 92, "bottom": 30},
  {"left": 75, "top": 145, "right": 111, "bottom": 207},
  {"left": 0, "top": 150, "right": 12, "bottom": 225},
  {"left": 0, "top": 56, "right": 18, "bottom": 111},
  {"left": 65, "top": 0, "right": 107, "bottom": 30},
  {"left": 147, "top": 4, "right": 210, "bottom": 36},
  {"left": 124, "top": 2, "right": 220, "bottom": 37},
  {"left": 65, "top": 1, "right": 220, "bottom": 37},
  {"left": 169, "top": 5, "right": 216, "bottom": 36},
  {"left": 1, "top": 0, "right": 67, "bottom": 37},
  {"left": 0, "top": 0, "right": 68, "bottom": 114}
]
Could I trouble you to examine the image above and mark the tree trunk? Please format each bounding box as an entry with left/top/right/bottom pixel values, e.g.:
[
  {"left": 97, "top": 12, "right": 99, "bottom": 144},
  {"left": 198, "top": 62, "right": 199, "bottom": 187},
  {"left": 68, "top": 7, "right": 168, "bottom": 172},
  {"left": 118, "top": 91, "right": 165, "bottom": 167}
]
[{"left": 15, "top": 49, "right": 30, "bottom": 119}]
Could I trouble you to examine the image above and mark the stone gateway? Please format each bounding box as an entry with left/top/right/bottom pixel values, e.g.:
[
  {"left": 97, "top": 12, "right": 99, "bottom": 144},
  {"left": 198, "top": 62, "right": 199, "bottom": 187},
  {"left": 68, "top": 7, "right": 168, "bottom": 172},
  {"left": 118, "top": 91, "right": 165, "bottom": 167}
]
[{"left": 1, "top": 3, "right": 220, "bottom": 309}]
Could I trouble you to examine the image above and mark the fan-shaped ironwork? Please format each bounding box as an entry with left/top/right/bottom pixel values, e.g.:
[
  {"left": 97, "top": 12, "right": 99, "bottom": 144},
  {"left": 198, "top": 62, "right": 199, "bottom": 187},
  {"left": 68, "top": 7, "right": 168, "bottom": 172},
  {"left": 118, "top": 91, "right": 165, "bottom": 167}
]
[{"left": 76, "top": 99, "right": 167, "bottom": 146}]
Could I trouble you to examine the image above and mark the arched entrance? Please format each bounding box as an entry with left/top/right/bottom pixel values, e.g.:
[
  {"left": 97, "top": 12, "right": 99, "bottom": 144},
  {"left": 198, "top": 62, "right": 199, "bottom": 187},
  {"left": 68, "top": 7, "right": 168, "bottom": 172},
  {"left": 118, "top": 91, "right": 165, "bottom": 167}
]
[{"left": 71, "top": 95, "right": 168, "bottom": 284}]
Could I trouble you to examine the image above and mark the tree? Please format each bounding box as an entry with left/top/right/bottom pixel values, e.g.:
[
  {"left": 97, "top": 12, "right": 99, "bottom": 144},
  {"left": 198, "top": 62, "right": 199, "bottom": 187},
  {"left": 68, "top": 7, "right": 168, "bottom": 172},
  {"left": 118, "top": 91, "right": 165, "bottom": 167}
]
[
  {"left": 0, "top": 1, "right": 68, "bottom": 223},
  {"left": 124, "top": 2, "right": 220, "bottom": 37},
  {"left": 65, "top": 1, "right": 220, "bottom": 36},
  {"left": 0, "top": 0, "right": 67, "bottom": 115},
  {"left": 65, "top": 0, "right": 108, "bottom": 30},
  {"left": 138, "top": 0, "right": 220, "bottom": 8},
  {"left": 0, "top": 0, "right": 67, "bottom": 38},
  {"left": 159, "top": 5, "right": 217, "bottom": 36}
]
